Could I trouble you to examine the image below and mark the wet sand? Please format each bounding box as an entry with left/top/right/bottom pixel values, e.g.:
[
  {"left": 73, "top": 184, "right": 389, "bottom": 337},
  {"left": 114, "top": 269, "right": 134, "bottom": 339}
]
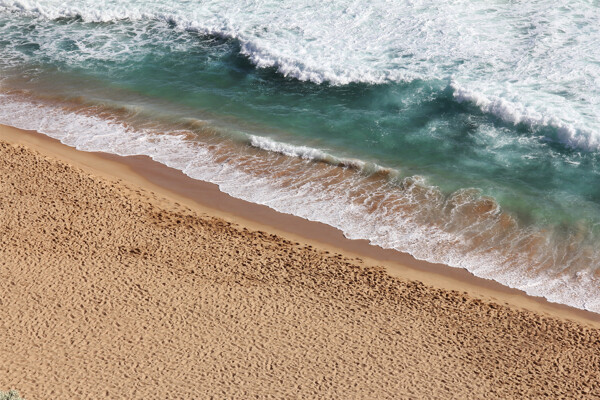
[{"left": 1, "top": 124, "right": 599, "bottom": 399}]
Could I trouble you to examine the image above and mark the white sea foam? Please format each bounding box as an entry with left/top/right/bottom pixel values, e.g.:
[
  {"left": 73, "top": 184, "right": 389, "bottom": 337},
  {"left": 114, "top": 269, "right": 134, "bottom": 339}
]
[
  {"left": 1, "top": 0, "right": 599, "bottom": 149},
  {"left": 0, "top": 92, "right": 599, "bottom": 312},
  {"left": 451, "top": 82, "right": 600, "bottom": 151},
  {"left": 249, "top": 135, "right": 332, "bottom": 162},
  {"left": 249, "top": 135, "right": 379, "bottom": 171}
]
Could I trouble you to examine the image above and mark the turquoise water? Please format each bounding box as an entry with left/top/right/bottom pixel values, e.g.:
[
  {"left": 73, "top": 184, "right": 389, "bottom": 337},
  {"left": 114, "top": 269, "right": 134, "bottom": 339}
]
[{"left": 1, "top": 1, "right": 600, "bottom": 310}]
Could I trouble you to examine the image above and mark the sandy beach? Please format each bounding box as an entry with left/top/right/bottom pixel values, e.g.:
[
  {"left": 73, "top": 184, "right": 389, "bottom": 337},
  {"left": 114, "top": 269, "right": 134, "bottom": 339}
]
[{"left": 1, "top": 123, "right": 599, "bottom": 399}]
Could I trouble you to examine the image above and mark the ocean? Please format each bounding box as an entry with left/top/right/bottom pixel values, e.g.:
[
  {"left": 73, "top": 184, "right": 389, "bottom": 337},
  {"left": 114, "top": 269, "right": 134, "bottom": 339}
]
[{"left": 1, "top": 0, "right": 599, "bottom": 311}]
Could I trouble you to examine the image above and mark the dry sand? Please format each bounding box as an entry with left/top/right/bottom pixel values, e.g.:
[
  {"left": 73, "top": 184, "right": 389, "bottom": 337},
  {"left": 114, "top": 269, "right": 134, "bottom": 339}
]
[{"left": 0, "top": 124, "right": 599, "bottom": 399}]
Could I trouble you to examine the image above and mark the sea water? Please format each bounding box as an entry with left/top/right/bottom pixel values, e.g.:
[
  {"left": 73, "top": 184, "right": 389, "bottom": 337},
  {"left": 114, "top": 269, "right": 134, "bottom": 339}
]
[{"left": 1, "top": 0, "right": 600, "bottom": 311}]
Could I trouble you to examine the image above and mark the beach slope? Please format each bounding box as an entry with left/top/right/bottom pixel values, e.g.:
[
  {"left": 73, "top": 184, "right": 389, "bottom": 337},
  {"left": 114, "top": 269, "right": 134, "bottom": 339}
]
[{"left": 0, "top": 125, "right": 599, "bottom": 399}]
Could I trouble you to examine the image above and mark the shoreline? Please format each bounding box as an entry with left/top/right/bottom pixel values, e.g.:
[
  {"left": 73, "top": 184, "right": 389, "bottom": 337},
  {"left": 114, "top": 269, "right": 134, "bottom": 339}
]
[
  {"left": 2, "top": 121, "right": 600, "bottom": 398},
  {"left": 1, "top": 123, "right": 598, "bottom": 326}
]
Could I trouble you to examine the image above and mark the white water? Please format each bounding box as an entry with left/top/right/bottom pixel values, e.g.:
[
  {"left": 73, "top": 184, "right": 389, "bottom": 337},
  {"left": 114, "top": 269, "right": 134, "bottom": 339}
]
[{"left": 1, "top": 0, "right": 599, "bottom": 150}]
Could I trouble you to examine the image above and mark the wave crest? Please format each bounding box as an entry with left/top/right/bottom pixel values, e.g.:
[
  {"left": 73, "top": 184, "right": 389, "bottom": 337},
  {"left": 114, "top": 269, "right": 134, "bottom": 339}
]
[
  {"left": 451, "top": 82, "right": 600, "bottom": 152},
  {"left": 2, "top": 0, "right": 598, "bottom": 151}
]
